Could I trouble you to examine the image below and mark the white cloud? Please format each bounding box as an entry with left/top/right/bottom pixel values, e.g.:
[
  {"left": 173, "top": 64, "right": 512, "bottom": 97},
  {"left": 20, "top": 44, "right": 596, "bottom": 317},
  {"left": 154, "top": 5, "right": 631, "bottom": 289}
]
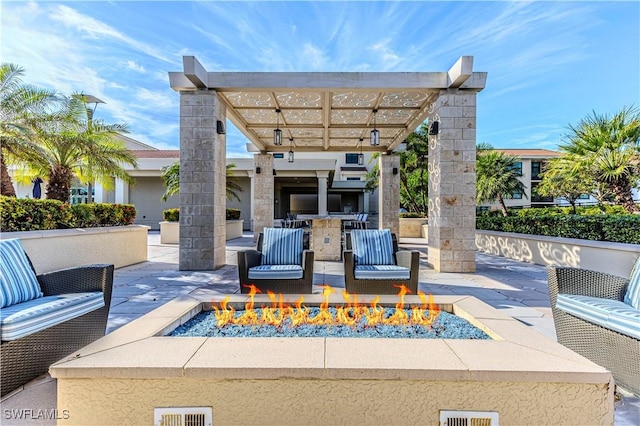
[
  {"left": 134, "top": 88, "right": 174, "bottom": 110},
  {"left": 301, "top": 43, "right": 327, "bottom": 69},
  {"left": 368, "top": 39, "right": 401, "bottom": 69},
  {"left": 126, "top": 61, "right": 146, "bottom": 73}
]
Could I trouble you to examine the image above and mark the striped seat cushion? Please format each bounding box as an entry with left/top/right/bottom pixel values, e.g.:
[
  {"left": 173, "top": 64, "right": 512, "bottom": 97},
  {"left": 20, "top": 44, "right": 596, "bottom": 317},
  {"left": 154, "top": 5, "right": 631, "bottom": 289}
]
[
  {"left": 351, "top": 229, "right": 394, "bottom": 266},
  {"left": 262, "top": 228, "right": 303, "bottom": 265},
  {"left": 0, "top": 239, "right": 43, "bottom": 308},
  {"left": 557, "top": 294, "right": 640, "bottom": 340},
  {"left": 0, "top": 292, "right": 105, "bottom": 341},
  {"left": 354, "top": 265, "right": 410, "bottom": 280},
  {"left": 248, "top": 265, "right": 303, "bottom": 280},
  {"left": 623, "top": 257, "right": 640, "bottom": 310}
]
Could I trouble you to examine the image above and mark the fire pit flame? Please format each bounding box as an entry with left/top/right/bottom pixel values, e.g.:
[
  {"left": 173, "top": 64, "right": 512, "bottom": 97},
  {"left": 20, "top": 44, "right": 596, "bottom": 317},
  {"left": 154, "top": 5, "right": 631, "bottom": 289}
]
[{"left": 212, "top": 284, "right": 441, "bottom": 329}]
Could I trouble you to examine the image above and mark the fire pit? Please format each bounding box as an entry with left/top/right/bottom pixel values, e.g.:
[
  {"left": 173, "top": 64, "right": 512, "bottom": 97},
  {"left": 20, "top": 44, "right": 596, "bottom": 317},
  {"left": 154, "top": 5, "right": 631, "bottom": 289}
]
[{"left": 50, "top": 292, "right": 614, "bottom": 425}]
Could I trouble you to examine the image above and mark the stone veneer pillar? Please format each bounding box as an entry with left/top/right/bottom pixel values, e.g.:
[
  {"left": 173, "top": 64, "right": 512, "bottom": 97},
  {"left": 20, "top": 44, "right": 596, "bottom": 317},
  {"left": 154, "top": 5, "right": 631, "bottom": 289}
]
[
  {"left": 178, "top": 90, "right": 227, "bottom": 270},
  {"left": 428, "top": 89, "right": 477, "bottom": 272},
  {"left": 317, "top": 172, "right": 329, "bottom": 215},
  {"left": 378, "top": 154, "right": 400, "bottom": 235},
  {"left": 252, "top": 153, "right": 274, "bottom": 241}
]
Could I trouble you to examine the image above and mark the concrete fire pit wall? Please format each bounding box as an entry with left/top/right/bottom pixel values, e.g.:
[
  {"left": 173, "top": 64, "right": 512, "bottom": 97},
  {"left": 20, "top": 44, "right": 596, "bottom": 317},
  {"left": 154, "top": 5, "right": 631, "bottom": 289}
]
[{"left": 56, "top": 378, "right": 611, "bottom": 425}]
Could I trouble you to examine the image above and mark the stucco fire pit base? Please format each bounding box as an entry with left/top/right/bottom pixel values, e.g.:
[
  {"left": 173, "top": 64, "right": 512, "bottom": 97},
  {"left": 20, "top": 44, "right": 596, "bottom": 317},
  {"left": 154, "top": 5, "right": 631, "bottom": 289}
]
[{"left": 50, "top": 294, "right": 614, "bottom": 425}]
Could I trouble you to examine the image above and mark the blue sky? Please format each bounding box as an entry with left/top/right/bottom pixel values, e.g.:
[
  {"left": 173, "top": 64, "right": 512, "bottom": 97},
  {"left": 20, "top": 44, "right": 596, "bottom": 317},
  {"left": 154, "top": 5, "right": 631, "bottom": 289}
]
[{"left": 2, "top": 1, "right": 638, "bottom": 157}]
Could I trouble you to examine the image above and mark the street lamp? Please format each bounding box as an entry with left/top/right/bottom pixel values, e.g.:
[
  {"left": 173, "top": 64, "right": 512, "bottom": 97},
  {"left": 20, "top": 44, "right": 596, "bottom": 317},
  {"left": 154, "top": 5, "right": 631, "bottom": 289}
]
[{"left": 83, "top": 94, "right": 105, "bottom": 203}]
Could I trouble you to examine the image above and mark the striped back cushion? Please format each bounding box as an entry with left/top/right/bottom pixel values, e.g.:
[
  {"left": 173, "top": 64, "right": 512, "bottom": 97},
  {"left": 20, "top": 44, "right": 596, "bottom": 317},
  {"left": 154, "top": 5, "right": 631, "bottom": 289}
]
[
  {"left": 0, "top": 239, "right": 43, "bottom": 308},
  {"left": 623, "top": 257, "right": 640, "bottom": 309},
  {"left": 262, "top": 228, "right": 303, "bottom": 265},
  {"left": 351, "top": 229, "right": 395, "bottom": 266}
]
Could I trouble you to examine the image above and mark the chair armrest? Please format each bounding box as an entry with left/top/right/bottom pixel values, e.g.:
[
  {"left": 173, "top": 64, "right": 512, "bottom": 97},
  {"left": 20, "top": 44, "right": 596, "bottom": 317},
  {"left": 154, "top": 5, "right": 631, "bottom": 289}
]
[
  {"left": 37, "top": 264, "right": 114, "bottom": 306},
  {"left": 302, "top": 250, "right": 314, "bottom": 271},
  {"left": 343, "top": 250, "right": 356, "bottom": 281},
  {"left": 396, "top": 250, "right": 418, "bottom": 270},
  {"left": 237, "top": 250, "right": 262, "bottom": 288},
  {"left": 547, "top": 266, "right": 628, "bottom": 307}
]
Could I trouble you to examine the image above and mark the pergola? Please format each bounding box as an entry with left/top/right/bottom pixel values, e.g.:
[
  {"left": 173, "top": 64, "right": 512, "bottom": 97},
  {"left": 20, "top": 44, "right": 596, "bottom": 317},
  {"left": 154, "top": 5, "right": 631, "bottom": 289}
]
[{"left": 169, "top": 56, "right": 486, "bottom": 272}]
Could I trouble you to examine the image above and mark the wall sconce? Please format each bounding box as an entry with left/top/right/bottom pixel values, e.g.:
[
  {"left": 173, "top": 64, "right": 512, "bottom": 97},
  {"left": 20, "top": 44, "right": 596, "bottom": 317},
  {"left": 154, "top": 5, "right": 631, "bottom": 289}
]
[
  {"left": 392, "top": 167, "right": 398, "bottom": 175},
  {"left": 216, "top": 120, "right": 225, "bottom": 134},
  {"left": 429, "top": 115, "right": 440, "bottom": 135},
  {"left": 288, "top": 138, "right": 294, "bottom": 163},
  {"left": 358, "top": 137, "right": 364, "bottom": 165},
  {"left": 255, "top": 166, "right": 261, "bottom": 174},
  {"left": 273, "top": 169, "right": 277, "bottom": 176},
  {"left": 370, "top": 109, "right": 380, "bottom": 146},
  {"left": 274, "top": 109, "right": 282, "bottom": 145}
]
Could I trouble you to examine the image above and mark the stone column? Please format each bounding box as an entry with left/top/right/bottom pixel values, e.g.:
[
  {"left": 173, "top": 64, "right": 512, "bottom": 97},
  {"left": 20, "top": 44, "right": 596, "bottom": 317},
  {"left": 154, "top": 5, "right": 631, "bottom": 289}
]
[
  {"left": 247, "top": 170, "right": 255, "bottom": 232},
  {"left": 428, "top": 89, "right": 477, "bottom": 273},
  {"left": 178, "top": 89, "right": 227, "bottom": 271},
  {"left": 378, "top": 154, "right": 400, "bottom": 235},
  {"left": 317, "top": 172, "right": 329, "bottom": 215},
  {"left": 114, "top": 178, "right": 128, "bottom": 204},
  {"left": 252, "top": 153, "right": 274, "bottom": 241}
]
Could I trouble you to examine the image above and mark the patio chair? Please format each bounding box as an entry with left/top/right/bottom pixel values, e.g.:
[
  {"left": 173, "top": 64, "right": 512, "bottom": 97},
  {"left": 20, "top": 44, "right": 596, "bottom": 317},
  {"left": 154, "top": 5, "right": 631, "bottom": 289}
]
[
  {"left": 547, "top": 258, "right": 640, "bottom": 396},
  {"left": 237, "top": 227, "right": 314, "bottom": 294},
  {"left": 343, "top": 229, "right": 419, "bottom": 295}
]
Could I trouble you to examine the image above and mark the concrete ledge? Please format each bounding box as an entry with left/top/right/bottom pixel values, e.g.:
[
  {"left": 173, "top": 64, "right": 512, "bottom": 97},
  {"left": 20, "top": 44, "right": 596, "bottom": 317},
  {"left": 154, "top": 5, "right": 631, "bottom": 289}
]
[
  {"left": 160, "top": 220, "right": 243, "bottom": 244},
  {"left": 476, "top": 230, "right": 640, "bottom": 275},
  {"left": 399, "top": 217, "right": 427, "bottom": 238},
  {"left": 1, "top": 225, "right": 149, "bottom": 273}
]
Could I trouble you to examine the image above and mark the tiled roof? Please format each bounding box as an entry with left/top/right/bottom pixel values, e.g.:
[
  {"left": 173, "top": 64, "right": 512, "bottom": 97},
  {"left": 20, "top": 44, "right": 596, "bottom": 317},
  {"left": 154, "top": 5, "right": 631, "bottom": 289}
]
[{"left": 131, "top": 150, "right": 180, "bottom": 159}]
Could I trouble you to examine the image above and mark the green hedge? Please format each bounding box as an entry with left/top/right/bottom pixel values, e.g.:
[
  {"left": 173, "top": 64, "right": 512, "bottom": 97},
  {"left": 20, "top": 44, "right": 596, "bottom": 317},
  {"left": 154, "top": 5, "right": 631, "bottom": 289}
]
[
  {"left": 0, "top": 196, "right": 136, "bottom": 232},
  {"left": 476, "top": 214, "right": 640, "bottom": 244},
  {"left": 163, "top": 208, "right": 241, "bottom": 222}
]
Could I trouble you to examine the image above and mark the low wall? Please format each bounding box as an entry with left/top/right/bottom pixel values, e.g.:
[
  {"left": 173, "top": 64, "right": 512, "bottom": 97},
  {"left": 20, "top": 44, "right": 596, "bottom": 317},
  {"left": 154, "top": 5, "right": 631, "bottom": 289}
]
[
  {"left": 476, "top": 230, "right": 640, "bottom": 276},
  {"left": 160, "top": 220, "right": 243, "bottom": 244},
  {"left": 1, "top": 225, "right": 149, "bottom": 274},
  {"left": 399, "top": 218, "right": 427, "bottom": 238}
]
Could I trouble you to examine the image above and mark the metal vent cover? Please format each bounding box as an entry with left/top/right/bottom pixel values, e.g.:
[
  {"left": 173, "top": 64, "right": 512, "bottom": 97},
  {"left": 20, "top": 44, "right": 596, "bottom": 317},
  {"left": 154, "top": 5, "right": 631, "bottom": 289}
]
[
  {"left": 439, "top": 410, "right": 499, "bottom": 426},
  {"left": 154, "top": 407, "right": 212, "bottom": 426}
]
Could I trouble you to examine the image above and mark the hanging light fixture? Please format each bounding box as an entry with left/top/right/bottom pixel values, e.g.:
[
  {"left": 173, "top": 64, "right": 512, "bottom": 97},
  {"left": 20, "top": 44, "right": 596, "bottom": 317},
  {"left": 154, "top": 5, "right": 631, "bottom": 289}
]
[
  {"left": 370, "top": 109, "right": 380, "bottom": 146},
  {"left": 288, "top": 138, "right": 294, "bottom": 163},
  {"left": 274, "top": 108, "right": 282, "bottom": 146},
  {"left": 358, "top": 137, "right": 364, "bottom": 165}
]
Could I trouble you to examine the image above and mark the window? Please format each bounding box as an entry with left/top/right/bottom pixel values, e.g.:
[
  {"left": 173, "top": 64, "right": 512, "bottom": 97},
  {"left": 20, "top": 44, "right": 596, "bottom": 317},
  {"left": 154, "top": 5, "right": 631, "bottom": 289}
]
[
  {"left": 346, "top": 177, "right": 361, "bottom": 181},
  {"left": 508, "top": 161, "right": 523, "bottom": 176},
  {"left": 578, "top": 194, "right": 591, "bottom": 200},
  {"left": 273, "top": 153, "right": 284, "bottom": 159},
  {"left": 531, "top": 182, "right": 553, "bottom": 202},
  {"left": 531, "top": 162, "right": 542, "bottom": 179},
  {"left": 511, "top": 190, "right": 523, "bottom": 199},
  {"left": 345, "top": 153, "right": 359, "bottom": 164}
]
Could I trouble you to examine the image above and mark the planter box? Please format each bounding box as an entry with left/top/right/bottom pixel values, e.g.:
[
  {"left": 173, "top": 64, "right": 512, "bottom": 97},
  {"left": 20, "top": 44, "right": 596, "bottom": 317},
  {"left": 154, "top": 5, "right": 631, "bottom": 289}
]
[
  {"left": 399, "top": 218, "right": 427, "bottom": 238},
  {"left": 160, "top": 220, "right": 244, "bottom": 244},
  {"left": 476, "top": 230, "right": 640, "bottom": 276},
  {"left": 0, "top": 225, "right": 149, "bottom": 274}
]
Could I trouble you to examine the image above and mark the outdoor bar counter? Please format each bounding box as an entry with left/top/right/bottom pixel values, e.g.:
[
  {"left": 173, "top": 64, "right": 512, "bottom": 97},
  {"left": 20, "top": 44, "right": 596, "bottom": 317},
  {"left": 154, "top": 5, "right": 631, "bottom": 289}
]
[{"left": 297, "top": 214, "right": 357, "bottom": 261}]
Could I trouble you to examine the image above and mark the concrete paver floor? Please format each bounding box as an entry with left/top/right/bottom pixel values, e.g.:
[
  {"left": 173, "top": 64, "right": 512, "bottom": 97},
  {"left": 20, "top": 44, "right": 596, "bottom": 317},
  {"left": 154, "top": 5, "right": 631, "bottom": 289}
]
[{"left": 1, "top": 232, "right": 638, "bottom": 425}]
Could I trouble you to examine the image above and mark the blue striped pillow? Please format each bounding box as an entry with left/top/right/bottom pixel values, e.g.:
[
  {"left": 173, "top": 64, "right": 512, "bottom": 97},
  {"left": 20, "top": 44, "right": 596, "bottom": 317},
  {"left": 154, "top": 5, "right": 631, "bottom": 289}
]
[
  {"left": 623, "top": 257, "right": 640, "bottom": 310},
  {"left": 262, "top": 228, "right": 303, "bottom": 265},
  {"left": 0, "top": 239, "right": 43, "bottom": 308},
  {"left": 351, "top": 229, "right": 395, "bottom": 266}
]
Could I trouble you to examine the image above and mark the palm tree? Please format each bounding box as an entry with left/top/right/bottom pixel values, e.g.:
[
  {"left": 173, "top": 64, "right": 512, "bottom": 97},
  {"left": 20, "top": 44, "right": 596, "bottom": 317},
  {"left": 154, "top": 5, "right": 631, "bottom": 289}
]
[
  {"left": 18, "top": 93, "right": 137, "bottom": 202},
  {"left": 476, "top": 144, "right": 527, "bottom": 216},
  {"left": 559, "top": 106, "right": 640, "bottom": 213},
  {"left": 537, "top": 156, "right": 594, "bottom": 213},
  {"left": 161, "top": 162, "right": 242, "bottom": 202},
  {"left": 0, "top": 63, "right": 56, "bottom": 196}
]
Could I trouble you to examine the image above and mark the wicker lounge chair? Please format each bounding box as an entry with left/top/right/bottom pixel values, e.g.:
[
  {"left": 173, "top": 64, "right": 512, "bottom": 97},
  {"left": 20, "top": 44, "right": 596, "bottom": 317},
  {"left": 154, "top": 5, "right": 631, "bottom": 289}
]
[
  {"left": 547, "top": 259, "right": 640, "bottom": 396},
  {"left": 237, "top": 227, "right": 314, "bottom": 294},
  {"left": 1, "top": 239, "right": 113, "bottom": 397},
  {"left": 343, "top": 229, "right": 419, "bottom": 295}
]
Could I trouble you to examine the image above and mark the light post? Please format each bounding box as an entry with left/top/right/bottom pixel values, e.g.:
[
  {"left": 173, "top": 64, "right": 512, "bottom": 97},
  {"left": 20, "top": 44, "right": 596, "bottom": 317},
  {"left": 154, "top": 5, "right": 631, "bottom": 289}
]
[{"left": 83, "top": 94, "right": 105, "bottom": 203}]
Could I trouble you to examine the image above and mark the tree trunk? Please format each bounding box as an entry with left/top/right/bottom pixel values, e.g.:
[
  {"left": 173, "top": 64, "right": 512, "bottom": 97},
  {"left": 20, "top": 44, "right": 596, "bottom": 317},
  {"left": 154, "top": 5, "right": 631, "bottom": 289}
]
[
  {"left": 0, "top": 151, "right": 17, "bottom": 197},
  {"left": 610, "top": 180, "right": 640, "bottom": 214},
  {"left": 46, "top": 166, "right": 74, "bottom": 202},
  {"left": 497, "top": 194, "right": 509, "bottom": 217}
]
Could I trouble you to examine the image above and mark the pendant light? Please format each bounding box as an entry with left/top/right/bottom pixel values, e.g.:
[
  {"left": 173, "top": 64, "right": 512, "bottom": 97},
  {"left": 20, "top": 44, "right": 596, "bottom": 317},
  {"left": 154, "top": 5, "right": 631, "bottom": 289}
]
[
  {"left": 274, "top": 108, "right": 282, "bottom": 146},
  {"left": 358, "top": 137, "right": 364, "bottom": 165},
  {"left": 370, "top": 109, "right": 380, "bottom": 146},
  {"left": 288, "top": 138, "right": 294, "bottom": 163}
]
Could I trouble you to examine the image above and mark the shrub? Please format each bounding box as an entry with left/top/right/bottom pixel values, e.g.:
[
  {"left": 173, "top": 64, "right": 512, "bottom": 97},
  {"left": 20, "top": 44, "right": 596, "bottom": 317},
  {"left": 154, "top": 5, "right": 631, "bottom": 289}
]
[
  {"left": 399, "top": 212, "right": 426, "bottom": 218},
  {"left": 162, "top": 208, "right": 241, "bottom": 222},
  {"left": 0, "top": 196, "right": 137, "bottom": 232},
  {"left": 163, "top": 208, "right": 179, "bottom": 222}
]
